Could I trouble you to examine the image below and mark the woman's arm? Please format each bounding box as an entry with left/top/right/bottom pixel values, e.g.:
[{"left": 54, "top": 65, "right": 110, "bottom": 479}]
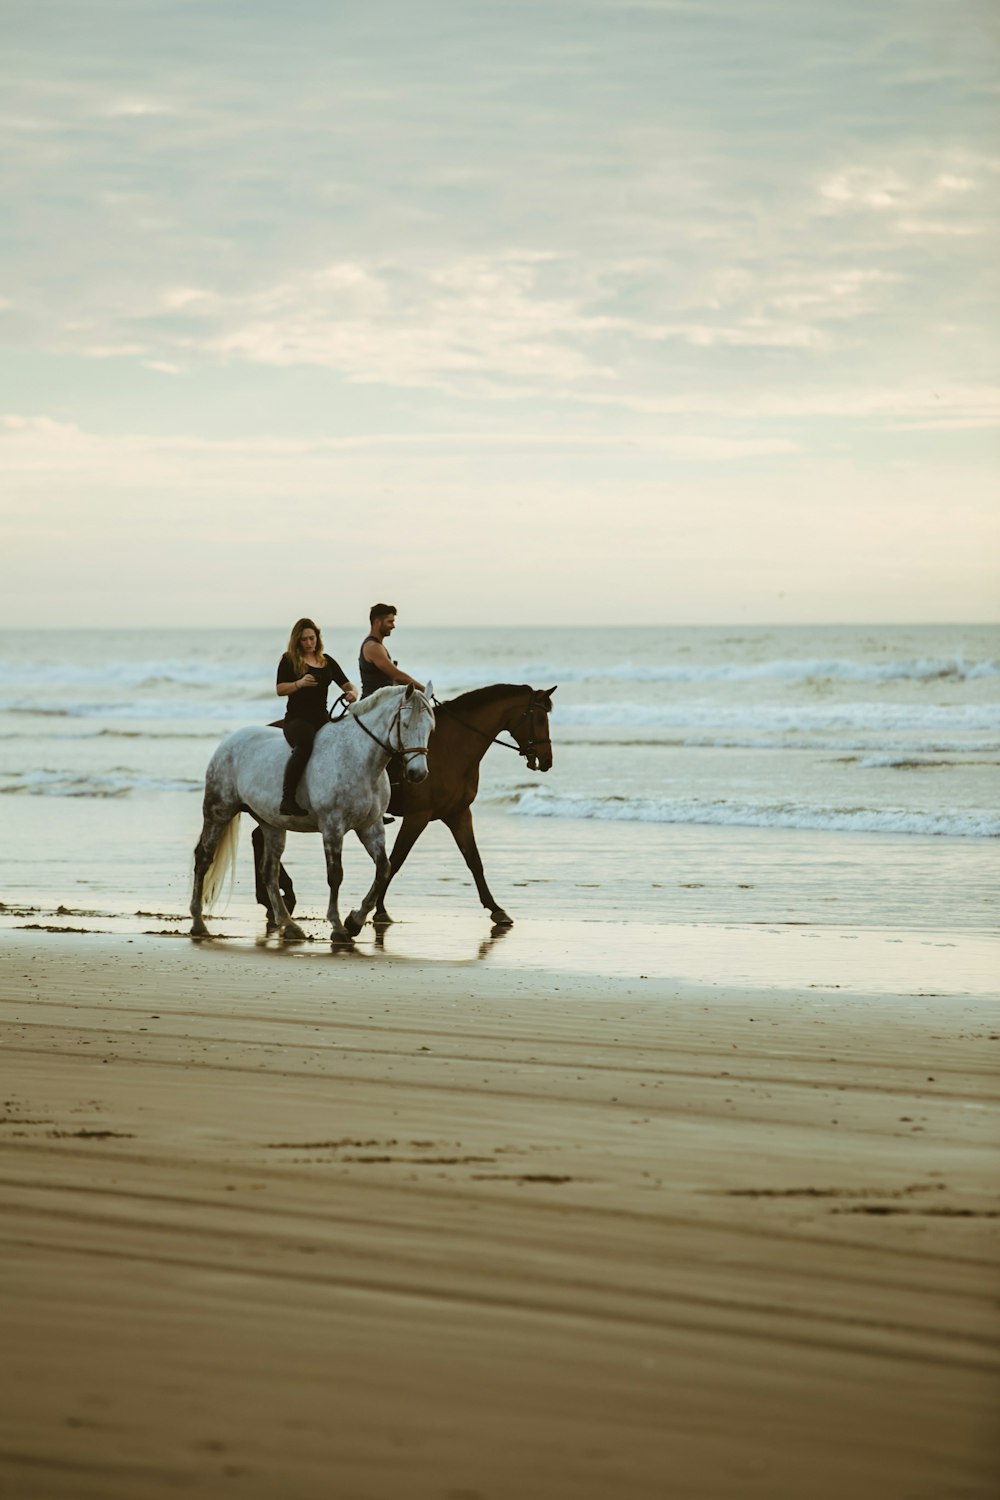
[
  {"left": 276, "top": 654, "right": 316, "bottom": 697},
  {"left": 325, "top": 657, "right": 358, "bottom": 703},
  {"left": 276, "top": 676, "right": 316, "bottom": 698}
]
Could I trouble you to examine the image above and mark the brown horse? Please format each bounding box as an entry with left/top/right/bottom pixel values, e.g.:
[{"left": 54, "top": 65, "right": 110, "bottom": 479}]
[{"left": 254, "top": 683, "right": 555, "bottom": 930}]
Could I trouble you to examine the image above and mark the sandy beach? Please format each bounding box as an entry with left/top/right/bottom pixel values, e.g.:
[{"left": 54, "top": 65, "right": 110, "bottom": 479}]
[{"left": 1, "top": 929, "right": 997, "bottom": 1499}]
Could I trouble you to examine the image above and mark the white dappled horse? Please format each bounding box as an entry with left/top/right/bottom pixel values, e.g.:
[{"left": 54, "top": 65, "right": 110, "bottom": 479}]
[{"left": 190, "top": 683, "right": 434, "bottom": 942}]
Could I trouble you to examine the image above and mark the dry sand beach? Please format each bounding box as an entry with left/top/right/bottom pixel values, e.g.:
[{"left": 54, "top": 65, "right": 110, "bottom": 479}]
[{"left": 1, "top": 928, "right": 998, "bottom": 1499}]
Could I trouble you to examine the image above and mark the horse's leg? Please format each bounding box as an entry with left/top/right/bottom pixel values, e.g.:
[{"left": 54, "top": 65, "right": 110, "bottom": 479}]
[
  {"left": 344, "top": 821, "right": 392, "bottom": 936},
  {"left": 252, "top": 825, "right": 297, "bottom": 930},
  {"left": 321, "top": 823, "right": 352, "bottom": 943},
  {"left": 190, "top": 811, "right": 233, "bottom": 938},
  {"left": 444, "top": 806, "right": 513, "bottom": 926},
  {"left": 258, "top": 825, "right": 307, "bottom": 942},
  {"left": 373, "top": 811, "right": 431, "bottom": 924},
  {"left": 252, "top": 824, "right": 277, "bottom": 930},
  {"left": 279, "top": 860, "right": 296, "bottom": 917}
]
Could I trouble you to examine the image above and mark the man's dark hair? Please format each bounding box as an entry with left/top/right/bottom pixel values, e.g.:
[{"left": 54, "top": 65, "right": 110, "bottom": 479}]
[{"left": 370, "top": 602, "right": 396, "bottom": 624}]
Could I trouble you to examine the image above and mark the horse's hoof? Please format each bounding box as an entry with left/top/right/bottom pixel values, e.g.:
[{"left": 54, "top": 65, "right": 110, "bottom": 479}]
[
  {"left": 373, "top": 911, "right": 393, "bottom": 927},
  {"left": 344, "top": 911, "right": 364, "bottom": 937},
  {"left": 330, "top": 929, "right": 354, "bottom": 946},
  {"left": 190, "top": 922, "right": 210, "bottom": 940},
  {"left": 283, "top": 922, "right": 309, "bottom": 943},
  {"left": 490, "top": 910, "right": 514, "bottom": 927}
]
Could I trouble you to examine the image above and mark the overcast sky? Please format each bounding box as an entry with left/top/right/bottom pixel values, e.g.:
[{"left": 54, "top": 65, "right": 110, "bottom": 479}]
[{"left": 2, "top": 0, "right": 998, "bottom": 626}]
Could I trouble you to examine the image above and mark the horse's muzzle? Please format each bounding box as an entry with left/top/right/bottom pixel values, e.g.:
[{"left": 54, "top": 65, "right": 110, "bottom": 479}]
[{"left": 406, "top": 761, "right": 429, "bottom": 783}]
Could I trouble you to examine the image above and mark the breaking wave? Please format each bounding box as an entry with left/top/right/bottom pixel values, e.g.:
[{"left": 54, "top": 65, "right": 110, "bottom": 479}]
[
  {"left": 554, "top": 701, "right": 1000, "bottom": 733},
  {"left": 0, "top": 653, "right": 995, "bottom": 693},
  {"left": 511, "top": 655, "right": 1000, "bottom": 686},
  {"left": 0, "top": 770, "right": 202, "bottom": 798},
  {"left": 0, "top": 699, "right": 271, "bottom": 722},
  {"left": 507, "top": 789, "right": 1000, "bottom": 839},
  {"left": 0, "top": 660, "right": 267, "bottom": 690}
]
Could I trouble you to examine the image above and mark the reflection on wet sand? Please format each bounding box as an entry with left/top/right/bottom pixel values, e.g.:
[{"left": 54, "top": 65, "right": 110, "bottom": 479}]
[
  {"left": 5, "top": 899, "right": 995, "bottom": 995},
  {"left": 246, "top": 915, "right": 514, "bottom": 965},
  {"left": 372, "top": 917, "right": 514, "bottom": 962}
]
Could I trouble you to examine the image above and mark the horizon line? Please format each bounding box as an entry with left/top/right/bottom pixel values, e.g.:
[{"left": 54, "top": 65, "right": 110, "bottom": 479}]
[{"left": 2, "top": 620, "right": 998, "bottom": 632}]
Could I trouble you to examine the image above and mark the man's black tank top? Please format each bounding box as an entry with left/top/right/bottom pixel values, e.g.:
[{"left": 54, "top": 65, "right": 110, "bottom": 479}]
[{"left": 359, "top": 635, "right": 395, "bottom": 698}]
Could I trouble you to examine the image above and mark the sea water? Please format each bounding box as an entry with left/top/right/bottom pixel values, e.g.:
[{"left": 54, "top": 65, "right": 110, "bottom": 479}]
[{"left": 1, "top": 624, "right": 997, "bottom": 990}]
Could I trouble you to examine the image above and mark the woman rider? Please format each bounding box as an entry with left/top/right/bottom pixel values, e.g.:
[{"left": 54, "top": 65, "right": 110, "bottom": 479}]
[{"left": 277, "top": 618, "right": 357, "bottom": 816}]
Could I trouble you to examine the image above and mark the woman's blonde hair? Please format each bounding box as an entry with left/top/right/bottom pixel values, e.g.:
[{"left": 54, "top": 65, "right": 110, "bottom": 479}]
[{"left": 286, "top": 617, "right": 327, "bottom": 677}]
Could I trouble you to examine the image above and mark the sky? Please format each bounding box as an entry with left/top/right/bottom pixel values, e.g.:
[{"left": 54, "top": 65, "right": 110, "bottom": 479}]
[{"left": 1, "top": 0, "right": 998, "bottom": 627}]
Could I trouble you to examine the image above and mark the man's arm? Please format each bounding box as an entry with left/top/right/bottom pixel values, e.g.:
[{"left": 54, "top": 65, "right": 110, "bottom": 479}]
[{"left": 362, "top": 639, "right": 425, "bottom": 691}]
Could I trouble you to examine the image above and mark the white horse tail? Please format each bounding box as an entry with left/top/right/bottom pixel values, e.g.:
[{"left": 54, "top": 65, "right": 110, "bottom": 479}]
[{"left": 202, "top": 814, "right": 241, "bottom": 911}]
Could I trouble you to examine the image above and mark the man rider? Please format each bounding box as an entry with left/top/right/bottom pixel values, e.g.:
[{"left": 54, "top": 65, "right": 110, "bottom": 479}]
[
  {"left": 359, "top": 604, "right": 425, "bottom": 821},
  {"left": 359, "top": 603, "right": 425, "bottom": 698}
]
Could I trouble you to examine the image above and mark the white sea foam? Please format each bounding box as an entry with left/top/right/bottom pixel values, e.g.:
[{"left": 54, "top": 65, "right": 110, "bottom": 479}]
[
  {"left": 681, "top": 737, "right": 999, "bottom": 754},
  {"left": 855, "top": 754, "right": 949, "bottom": 769},
  {"left": 0, "top": 652, "right": 995, "bottom": 692},
  {"left": 0, "top": 659, "right": 267, "bottom": 690},
  {"left": 6, "top": 694, "right": 993, "bottom": 736},
  {"left": 0, "top": 770, "right": 202, "bottom": 798},
  {"left": 555, "top": 701, "right": 1000, "bottom": 733},
  {"left": 507, "top": 789, "right": 1000, "bottom": 839},
  {"left": 0, "top": 698, "right": 272, "bottom": 722},
  {"left": 510, "top": 655, "right": 1000, "bottom": 686}
]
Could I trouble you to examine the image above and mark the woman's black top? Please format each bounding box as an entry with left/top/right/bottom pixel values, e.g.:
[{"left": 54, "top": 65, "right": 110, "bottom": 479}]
[{"left": 276, "top": 654, "right": 348, "bottom": 728}]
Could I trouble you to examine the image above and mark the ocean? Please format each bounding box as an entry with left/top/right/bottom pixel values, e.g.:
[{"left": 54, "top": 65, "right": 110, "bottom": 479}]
[{"left": 1, "top": 624, "right": 997, "bottom": 992}]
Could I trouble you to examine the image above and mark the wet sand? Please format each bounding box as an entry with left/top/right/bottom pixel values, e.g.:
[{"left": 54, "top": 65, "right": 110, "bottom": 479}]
[{"left": 1, "top": 930, "right": 998, "bottom": 1498}]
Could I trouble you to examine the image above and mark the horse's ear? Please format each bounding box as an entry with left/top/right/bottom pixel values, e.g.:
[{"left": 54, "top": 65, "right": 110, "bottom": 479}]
[
  {"left": 405, "top": 683, "right": 414, "bottom": 699},
  {"left": 547, "top": 685, "right": 557, "bottom": 696},
  {"left": 425, "top": 679, "right": 433, "bottom": 699}
]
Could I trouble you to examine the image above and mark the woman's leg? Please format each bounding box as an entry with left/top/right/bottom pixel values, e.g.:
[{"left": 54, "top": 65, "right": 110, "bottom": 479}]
[{"left": 280, "top": 720, "right": 317, "bottom": 814}]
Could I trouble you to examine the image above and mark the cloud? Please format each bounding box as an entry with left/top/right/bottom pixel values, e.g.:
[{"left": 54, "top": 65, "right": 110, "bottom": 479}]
[
  {"left": 816, "top": 152, "right": 995, "bottom": 238},
  {"left": 821, "top": 168, "right": 909, "bottom": 209},
  {"left": 0, "top": 413, "right": 799, "bottom": 495},
  {"left": 572, "top": 383, "right": 1000, "bottom": 425},
  {"left": 38, "top": 239, "right": 915, "bottom": 400},
  {"left": 100, "top": 98, "right": 178, "bottom": 119},
  {"left": 895, "top": 218, "right": 982, "bottom": 238},
  {"left": 171, "top": 254, "right": 614, "bottom": 388}
]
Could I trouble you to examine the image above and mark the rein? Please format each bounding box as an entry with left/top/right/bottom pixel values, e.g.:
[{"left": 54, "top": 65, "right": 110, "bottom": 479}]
[
  {"left": 432, "top": 694, "right": 552, "bottom": 759},
  {"left": 350, "top": 695, "right": 429, "bottom": 762}
]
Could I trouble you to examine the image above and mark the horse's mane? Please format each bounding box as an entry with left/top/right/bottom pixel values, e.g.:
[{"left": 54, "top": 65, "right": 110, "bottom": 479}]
[
  {"left": 348, "top": 685, "right": 403, "bottom": 718},
  {"left": 439, "top": 683, "right": 532, "bottom": 712}
]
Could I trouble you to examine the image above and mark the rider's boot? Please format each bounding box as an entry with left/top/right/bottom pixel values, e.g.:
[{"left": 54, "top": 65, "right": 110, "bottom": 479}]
[{"left": 280, "top": 752, "right": 308, "bottom": 818}]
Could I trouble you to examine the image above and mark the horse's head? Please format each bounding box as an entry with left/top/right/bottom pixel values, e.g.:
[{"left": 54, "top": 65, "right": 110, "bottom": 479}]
[
  {"left": 507, "top": 686, "right": 556, "bottom": 772},
  {"left": 398, "top": 681, "right": 436, "bottom": 783}
]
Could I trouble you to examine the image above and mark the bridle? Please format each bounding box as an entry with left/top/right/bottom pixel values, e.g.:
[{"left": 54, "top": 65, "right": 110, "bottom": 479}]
[
  {"left": 348, "top": 692, "right": 431, "bottom": 764},
  {"left": 432, "top": 692, "right": 553, "bottom": 763}
]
